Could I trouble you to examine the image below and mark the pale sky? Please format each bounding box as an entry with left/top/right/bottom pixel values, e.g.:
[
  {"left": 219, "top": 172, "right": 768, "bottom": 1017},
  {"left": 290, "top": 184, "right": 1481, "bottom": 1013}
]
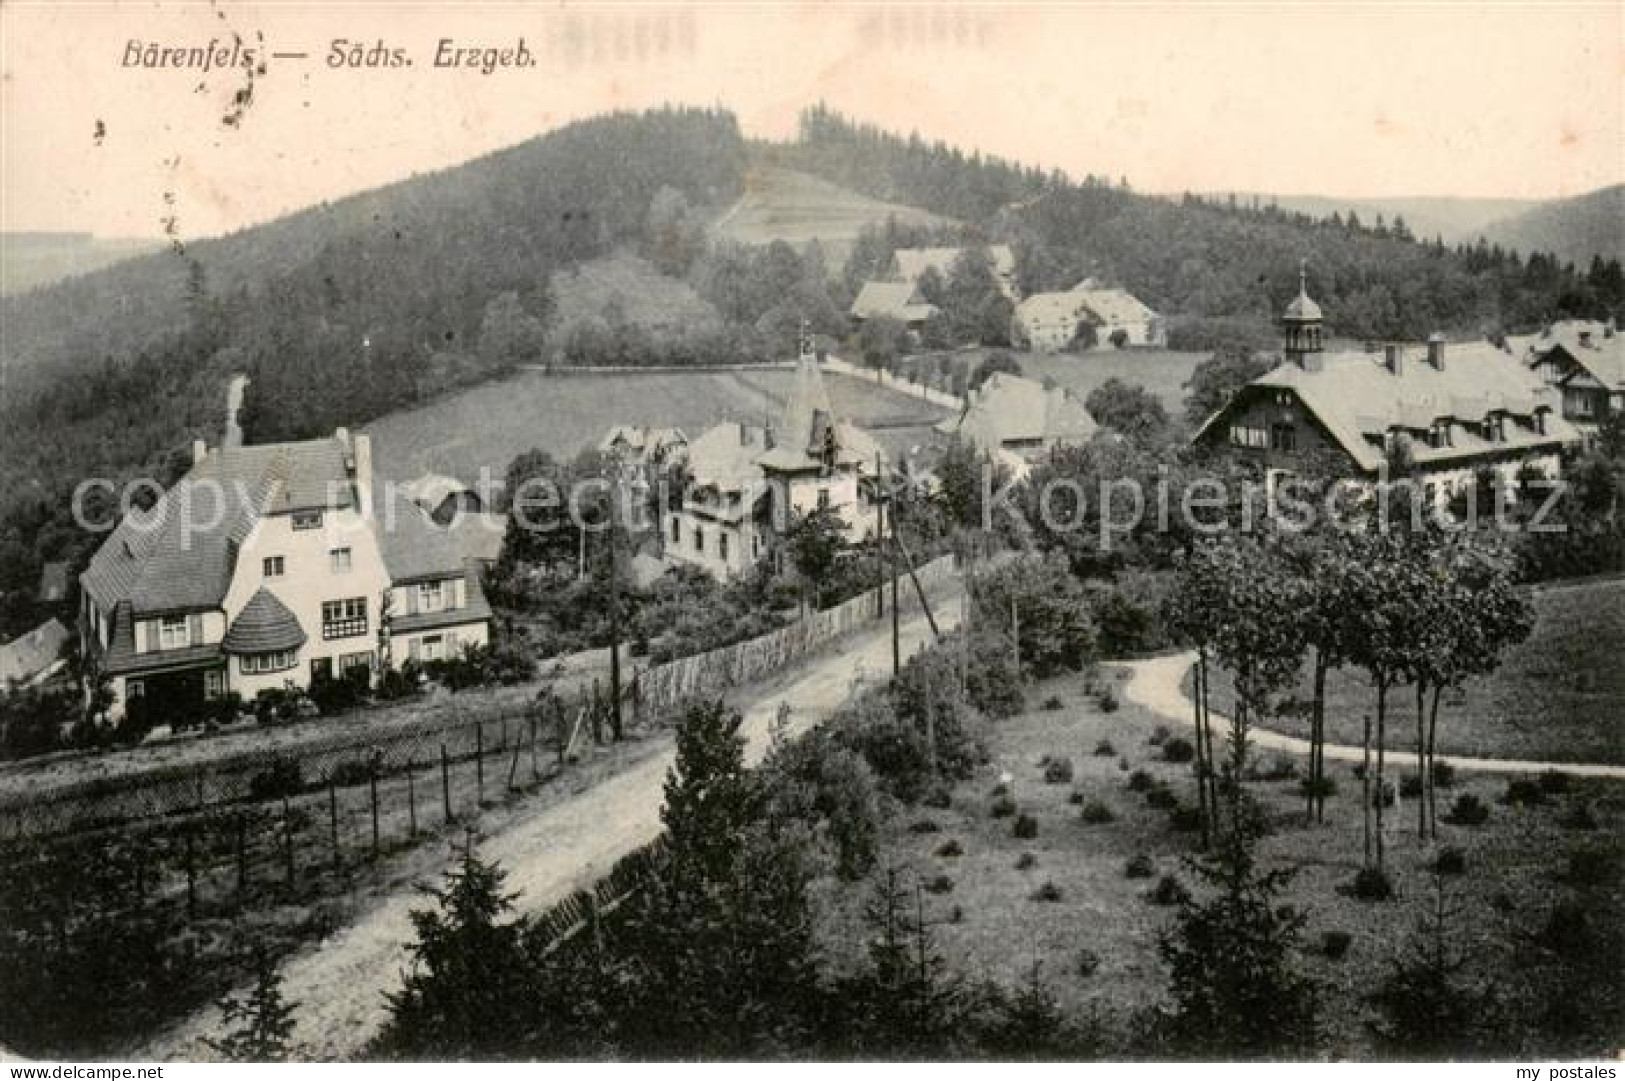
[{"left": 2, "top": 1, "right": 1621, "bottom": 240}]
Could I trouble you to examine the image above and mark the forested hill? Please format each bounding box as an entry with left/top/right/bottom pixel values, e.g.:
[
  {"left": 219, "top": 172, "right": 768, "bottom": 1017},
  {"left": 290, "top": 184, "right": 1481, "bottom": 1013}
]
[
  {"left": 1481, "top": 185, "right": 1625, "bottom": 269},
  {"left": 771, "top": 105, "right": 1624, "bottom": 343},
  {"left": 0, "top": 108, "right": 745, "bottom": 635}
]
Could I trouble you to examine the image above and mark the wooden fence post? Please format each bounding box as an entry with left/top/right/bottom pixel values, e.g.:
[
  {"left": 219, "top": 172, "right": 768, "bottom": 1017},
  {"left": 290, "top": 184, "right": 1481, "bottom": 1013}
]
[
  {"left": 282, "top": 795, "right": 295, "bottom": 889},
  {"left": 235, "top": 814, "right": 247, "bottom": 901},
  {"left": 184, "top": 827, "right": 197, "bottom": 919},
  {"left": 528, "top": 715, "right": 540, "bottom": 782},
  {"left": 329, "top": 780, "right": 341, "bottom": 875},
  {"left": 475, "top": 721, "right": 485, "bottom": 804},
  {"left": 440, "top": 743, "right": 452, "bottom": 823},
  {"left": 369, "top": 761, "right": 380, "bottom": 859},
  {"left": 506, "top": 731, "right": 521, "bottom": 792},
  {"left": 406, "top": 759, "right": 418, "bottom": 837}
]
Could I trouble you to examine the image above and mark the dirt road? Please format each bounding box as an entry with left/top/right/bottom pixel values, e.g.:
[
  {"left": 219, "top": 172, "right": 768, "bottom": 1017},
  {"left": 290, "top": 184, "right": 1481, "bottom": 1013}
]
[{"left": 138, "top": 598, "right": 959, "bottom": 1061}]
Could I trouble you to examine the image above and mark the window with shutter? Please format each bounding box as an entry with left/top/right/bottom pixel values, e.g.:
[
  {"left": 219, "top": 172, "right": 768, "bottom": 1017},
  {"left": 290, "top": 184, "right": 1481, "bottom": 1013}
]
[{"left": 188, "top": 613, "right": 202, "bottom": 645}]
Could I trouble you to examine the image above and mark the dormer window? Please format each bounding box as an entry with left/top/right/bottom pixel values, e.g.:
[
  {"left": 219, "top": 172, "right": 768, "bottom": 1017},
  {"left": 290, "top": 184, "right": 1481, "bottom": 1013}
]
[
  {"left": 1431, "top": 421, "right": 1452, "bottom": 449},
  {"left": 293, "top": 510, "right": 323, "bottom": 531}
]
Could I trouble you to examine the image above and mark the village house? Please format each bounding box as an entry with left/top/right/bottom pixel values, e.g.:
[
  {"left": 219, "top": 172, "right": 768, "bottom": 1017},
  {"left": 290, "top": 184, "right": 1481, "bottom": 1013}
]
[
  {"left": 1516, "top": 320, "right": 1623, "bottom": 437},
  {"left": 935, "top": 371, "right": 1099, "bottom": 477},
  {"left": 0, "top": 618, "right": 71, "bottom": 694},
  {"left": 79, "top": 429, "right": 491, "bottom": 724},
  {"left": 598, "top": 425, "right": 690, "bottom": 467},
  {"left": 1012, "top": 279, "right": 1166, "bottom": 351},
  {"left": 1192, "top": 269, "right": 1581, "bottom": 504},
  {"left": 890, "top": 244, "right": 1020, "bottom": 300},
  {"left": 848, "top": 280, "right": 939, "bottom": 330},
  {"left": 665, "top": 346, "right": 883, "bottom": 579}
]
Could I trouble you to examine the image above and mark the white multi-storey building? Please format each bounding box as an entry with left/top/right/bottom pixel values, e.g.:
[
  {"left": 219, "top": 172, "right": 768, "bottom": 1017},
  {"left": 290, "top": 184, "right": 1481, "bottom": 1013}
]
[{"left": 80, "top": 428, "right": 491, "bottom": 723}]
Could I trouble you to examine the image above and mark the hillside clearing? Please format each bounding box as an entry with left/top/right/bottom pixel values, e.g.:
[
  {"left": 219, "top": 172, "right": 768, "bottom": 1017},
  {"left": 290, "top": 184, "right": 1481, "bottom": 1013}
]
[
  {"left": 547, "top": 252, "right": 724, "bottom": 335},
  {"left": 365, "top": 365, "right": 950, "bottom": 483},
  {"left": 710, "top": 164, "right": 953, "bottom": 266},
  {"left": 1014, "top": 349, "right": 1208, "bottom": 420}
]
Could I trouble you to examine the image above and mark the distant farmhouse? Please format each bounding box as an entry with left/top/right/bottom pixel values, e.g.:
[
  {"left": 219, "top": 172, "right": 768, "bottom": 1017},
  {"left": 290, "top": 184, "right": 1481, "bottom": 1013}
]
[
  {"left": 848, "top": 244, "right": 1017, "bottom": 330},
  {"left": 0, "top": 617, "right": 71, "bottom": 694},
  {"left": 891, "top": 245, "right": 1019, "bottom": 300},
  {"left": 1193, "top": 269, "right": 1580, "bottom": 503},
  {"left": 1012, "top": 279, "right": 1165, "bottom": 351},
  {"left": 665, "top": 346, "right": 884, "bottom": 579},
  {"left": 80, "top": 430, "right": 491, "bottom": 724},
  {"left": 1515, "top": 320, "right": 1623, "bottom": 438},
  {"left": 936, "top": 371, "right": 1098, "bottom": 477},
  {"left": 848, "top": 281, "right": 938, "bottom": 330}
]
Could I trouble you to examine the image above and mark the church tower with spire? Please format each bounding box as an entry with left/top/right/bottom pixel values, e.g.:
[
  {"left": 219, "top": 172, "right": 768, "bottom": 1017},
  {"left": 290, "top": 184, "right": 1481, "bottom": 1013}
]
[{"left": 1282, "top": 260, "right": 1325, "bottom": 371}]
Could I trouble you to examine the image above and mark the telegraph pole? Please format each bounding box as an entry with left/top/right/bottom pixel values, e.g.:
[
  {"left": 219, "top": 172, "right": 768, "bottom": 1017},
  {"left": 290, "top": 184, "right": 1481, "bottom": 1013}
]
[
  {"left": 606, "top": 462, "right": 624, "bottom": 741},
  {"left": 889, "top": 489, "right": 900, "bottom": 679}
]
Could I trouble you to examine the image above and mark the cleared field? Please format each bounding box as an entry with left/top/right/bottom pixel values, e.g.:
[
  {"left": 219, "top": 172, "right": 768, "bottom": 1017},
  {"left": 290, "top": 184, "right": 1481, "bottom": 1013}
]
[
  {"left": 365, "top": 365, "right": 951, "bottom": 483},
  {"left": 548, "top": 252, "right": 723, "bottom": 334},
  {"left": 1011, "top": 348, "right": 1209, "bottom": 421},
  {"left": 814, "top": 666, "right": 1624, "bottom": 1056},
  {"left": 710, "top": 165, "right": 952, "bottom": 267},
  {"left": 1201, "top": 577, "right": 1625, "bottom": 767}
]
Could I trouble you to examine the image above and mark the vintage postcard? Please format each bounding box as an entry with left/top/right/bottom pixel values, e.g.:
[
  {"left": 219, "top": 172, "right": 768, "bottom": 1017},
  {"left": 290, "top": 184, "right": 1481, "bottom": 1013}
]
[{"left": 0, "top": 0, "right": 1621, "bottom": 1068}]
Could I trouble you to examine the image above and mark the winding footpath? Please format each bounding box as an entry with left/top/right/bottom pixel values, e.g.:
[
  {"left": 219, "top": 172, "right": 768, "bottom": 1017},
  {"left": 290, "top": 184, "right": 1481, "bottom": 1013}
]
[
  {"left": 1120, "top": 651, "right": 1625, "bottom": 780},
  {"left": 134, "top": 598, "right": 959, "bottom": 1062}
]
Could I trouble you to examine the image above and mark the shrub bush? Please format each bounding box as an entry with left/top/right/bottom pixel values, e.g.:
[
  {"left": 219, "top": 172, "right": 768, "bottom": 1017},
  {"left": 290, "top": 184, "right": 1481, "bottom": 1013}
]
[
  {"left": 949, "top": 905, "right": 964, "bottom": 923},
  {"left": 1162, "top": 737, "right": 1195, "bottom": 764},
  {"left": 1433, "top": 847, "right": 1467, "bottom": 876},
  {"left": 1032, "top": 881, "right": 1063, "bottom": 903},
  {"left": 1015, "top": 852, "right": 1037, "bottom": 870},
  {"left": 1080, "top": 800, "right": 1115, "bottom": 824},
  {"left": 1539, "top": 770, "right": 1573, "bottom": 796},
  {"left": 1370, "top": 780, "right": 1396, "bottom": 808},
  {"left": 1076, "top": 949, "right": 1101, "bottom": 977},
  {"left": 1559, "top": 846, "right": 1621, "bottom": 888},
  {"left": 1067, "top": 790, "right": 1085, "bottom": 805},
  {"left": 1146, "top": 785, "right": 1179, "bottom": 810},
  {"left": 923, "top": 787, "right": 953, "bottom": 810},
  {"left": 247, "top": 755, "right": 304, "bottom": 801},
  {"left": 1042, "top": 756, "right": 1074, "bottom": 784},
  {"left": 924, "top": 873, "right": 955, "bottom": 895},
  {"left": 1504, "top": 778, "right": 1549, "bottom": 807},
  {"left": 1098, "top": 689, "right": 1118, "bottom": 713},
  {"left": 1399, "top": 774, "right": 1423, "bottom": 799},
  {"left": 991, "top": 795, "right": 1017, "bottom": 819},
  {"left": 1168, "top": 805, "right": 1203, "bottom": 833},
  {"left": 1013, "top": 813, "right": 1039, "bottom": 839},
  {"left": 1125, "top": 853, "right": 1154, "bottom": 879},
  {"left": 1298, "top": 776, "right": 1338, "bottom": 801},
  {"left": 935, "top": 838, "right": 964, "bottom": 858},
  {"left": 1094, "top": 740, "right": 1116, "bottom": 757},
  {"left": 1127, "top": 769, "right": 1155, "bottom": 792},
  {"left": 1559, "top": 803, "right": 1599, "bottom": 831},
  {"left": 908, "top": 819, "right": 942, "bottom": 834},
  {"left": 1445, "top": 792, "right": 1490, "bottom": 825},
  {"left": 1349, "top": 866, "right": 1395, "bottom": 901},
  {"left": 1149, "top": 874, "right": 1190, "bottom": 906},
  {"left": 1431, "top": 760, "right": 1456, "bottom": 789},
  {"left": 1041, "top": 695, "right": 1065, "bottom": 712},
  {"left": 1148, "top": 725, "right": 1170, "bottom": 746},
  {"left": 1320, "top": 931, "right": 1353, "bottom": 960}
]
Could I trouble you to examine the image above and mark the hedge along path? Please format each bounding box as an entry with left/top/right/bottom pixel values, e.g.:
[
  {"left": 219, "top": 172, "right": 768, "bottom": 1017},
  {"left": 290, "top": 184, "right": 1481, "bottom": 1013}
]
[
  {"left": 1121, "top": 651, "right": 1625, "bottom": 780},
  {"left": 136, "top": 586, "right": 963, "bottom": 1062}
]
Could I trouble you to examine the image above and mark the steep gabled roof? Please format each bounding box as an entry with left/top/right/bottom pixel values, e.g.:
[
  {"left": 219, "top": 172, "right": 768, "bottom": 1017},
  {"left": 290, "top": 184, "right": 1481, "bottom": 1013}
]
[
  {"left": 937, "top": 372, "right": 1098, "bottom": 449},
  {"left": 374, "top": 486, "right": 472, "bottom": 583},
  {"left": 0, "top": 618, "right": 70, "bottom": 685},
  {"left": 1073, "top": 282, "right": 1159, "bottom": 326},
  {"left": 850, "top": 281, "right": 937, "bottom": 323},
  {"left": 1194, "top": 343, "right": 1580, "bottom": 471},
  {"left": 81, "top": 437, "right": 356, "bottom": 617}
]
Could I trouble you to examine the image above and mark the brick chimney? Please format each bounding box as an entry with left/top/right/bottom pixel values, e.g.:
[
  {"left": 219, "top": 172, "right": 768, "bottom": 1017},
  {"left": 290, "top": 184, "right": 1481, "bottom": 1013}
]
[
  {"left": 1578, "top": 329, "right": 1594, "bottom": 348},
  {"left": 353, "top": 433, "right": 373, "bottom": 519},
  {"left": 1384, "top": 344, "right": 1404, "bottom": 377},
  {"left": 192, "top": 439, "right": 208, "bottom": 467}
]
